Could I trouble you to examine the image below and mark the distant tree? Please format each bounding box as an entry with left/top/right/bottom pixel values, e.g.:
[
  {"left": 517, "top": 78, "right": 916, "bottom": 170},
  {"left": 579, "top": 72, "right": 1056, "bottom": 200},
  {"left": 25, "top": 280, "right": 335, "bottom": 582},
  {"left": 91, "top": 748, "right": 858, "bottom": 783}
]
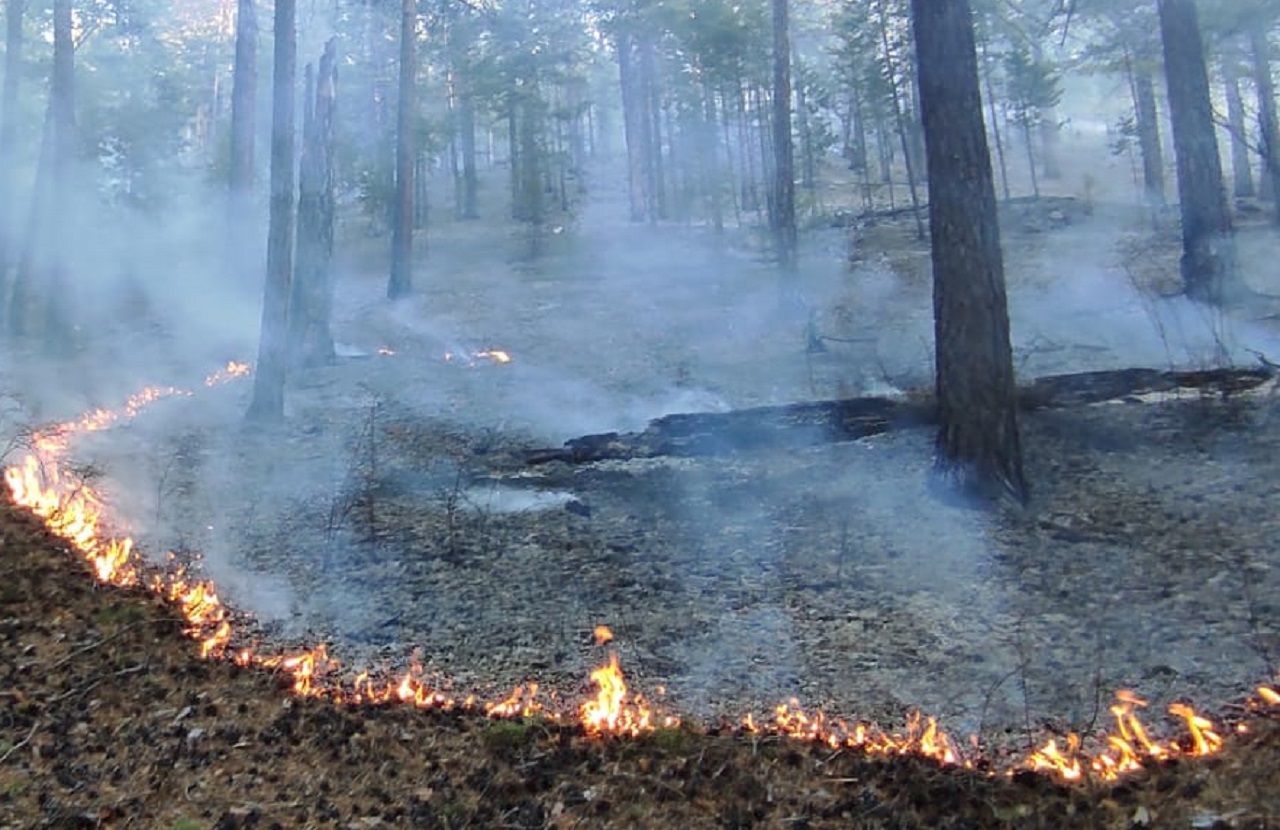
[
  {"left": 911, "top": 0, "right": 1027, "bottom": 504},
  {"left": 0, "top": 0, "right": 24, "bottom": 304},
  {"left": 771, "top": 0, "right": 797, "bottom": 269},
  {"left": 246, "top": 0, "right": 296, "bottom": 423},
  {"left": 1249, "top": 26, "right": 1280, "bottom": 210},
  {"left": 1004, "top": 46, "right": 1061, "bottom": 199},
  {"left": 9, "top": 0, "right": 75, "bottom": 351},
  {"left": 1220, "top": 43, "right": 1255, "bottom": 198},
  {"left": 229, "top": 0, "right": 257, "bottom": 201},
  {"left": 387, "top": 0, "right": 416, "bottom": 300},
  {"left": 1157, "top": 0, "right": 1238, "bottom": 303}
]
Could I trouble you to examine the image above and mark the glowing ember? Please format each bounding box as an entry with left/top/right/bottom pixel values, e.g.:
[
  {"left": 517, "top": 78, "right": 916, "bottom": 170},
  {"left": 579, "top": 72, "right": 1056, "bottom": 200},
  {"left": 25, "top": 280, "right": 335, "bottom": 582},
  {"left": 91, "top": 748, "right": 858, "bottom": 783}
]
[
  {"left": 203, "top": 360, "right": 252, "bottom": 387},
  {"left": 377, "top": 347, "right": 396, "bottom": 356},
  {"left": 1, "top": 363, "right": 1270, "bottom": 782},
  {"left": 442, "top": 349, "right": 513, "bottom": 366}
]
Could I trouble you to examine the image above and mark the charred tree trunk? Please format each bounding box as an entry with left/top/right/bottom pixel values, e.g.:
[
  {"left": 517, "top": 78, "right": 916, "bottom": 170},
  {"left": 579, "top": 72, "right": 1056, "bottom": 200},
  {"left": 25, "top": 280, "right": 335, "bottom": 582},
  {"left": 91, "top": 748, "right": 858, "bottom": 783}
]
[
  {"left": 912, "top": 0, "right": 1027, "bottom": 504},
  {"left": 1250, "top": 27, "right": 1280, "bottom": 210},
  {"left": 1157, "top": 0, "right": 1238, "bottom": 303},
  {"left": 1131, "top": 59, "right": 1167, "bottom": 208},
  {"left": 288, "top": 39, "right": 337, "bottom": 369},
  {"left": 386, "top": 0, "right": 415, "bottom": 300},
  {"left": 1221, "top": 48, "right": 1255, "bottom": 198},
  {"left": 246, "top": 0, "right": 295, "bottom": 423},
  {"left": 0, "top": 0, "right": 25, "bottom": 305}
]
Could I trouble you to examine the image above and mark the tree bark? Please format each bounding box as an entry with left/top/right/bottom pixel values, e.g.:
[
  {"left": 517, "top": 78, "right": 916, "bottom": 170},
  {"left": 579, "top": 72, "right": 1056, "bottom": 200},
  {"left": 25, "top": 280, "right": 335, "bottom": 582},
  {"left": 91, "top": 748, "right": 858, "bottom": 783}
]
[
  {"left": 288, "top": 39, "right": 337, "bottom": 369},
  {"left": 911, "top": 0, "right": 1027, "bottom": 504},
  {"left": 771, "top": 0, "right": 797, "bottom": 268},
  {"left": 386, "top": 0, "right": 415, "bottom": 299},
  {"left": 1250, "top": 26, "right": 1280, "bottom": 210},
  {"left": 246, "top": 0, "right": 296, "bottom": 423},
  {"left": 1157, "top": 0, "right": 1238, "bottom": 303},
  {"left": 1221, "top": 46, "right": 1255, "bottom": 198}
]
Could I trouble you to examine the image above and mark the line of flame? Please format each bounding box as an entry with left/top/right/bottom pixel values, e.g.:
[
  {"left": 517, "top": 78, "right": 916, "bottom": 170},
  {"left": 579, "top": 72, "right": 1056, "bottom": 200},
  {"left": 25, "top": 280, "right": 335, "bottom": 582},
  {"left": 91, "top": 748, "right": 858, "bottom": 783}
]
[{"left": 2, "top": 361, "right": 1275, "bottom": 781}]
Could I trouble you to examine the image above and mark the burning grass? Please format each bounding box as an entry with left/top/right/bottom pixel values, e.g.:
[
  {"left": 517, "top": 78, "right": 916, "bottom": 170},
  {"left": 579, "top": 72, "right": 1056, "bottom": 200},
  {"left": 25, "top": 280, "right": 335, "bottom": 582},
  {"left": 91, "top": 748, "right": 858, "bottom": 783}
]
[{"left": 1, "top": 365, "right": 1279, "bottom": 826}]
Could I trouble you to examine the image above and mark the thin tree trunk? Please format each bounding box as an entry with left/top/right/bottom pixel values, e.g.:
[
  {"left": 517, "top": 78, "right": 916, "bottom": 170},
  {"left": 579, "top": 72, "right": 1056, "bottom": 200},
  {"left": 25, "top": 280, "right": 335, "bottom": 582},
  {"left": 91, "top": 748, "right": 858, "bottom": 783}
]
[
  {"left": 617, "top": 33, "right": 647, "bottom": 222},
  {"left": 1131, "top": 58, "right": 1168, "bottom": 208},
  {"left": 459, "top": 85, "right": 478, "bottom": 218},
  {"left": 387, "top": 0, "right": 414, "bottom": 299},
  {"left": 979, "top": 33, "right": 1011, "bottom": 202},
  {"left": 1221, "top": 46, "right": 1255, "bottom": 198},
  {"left": 289, "top": 39, "right": 337, "bottom": 369},
  {"left": 877, "top": 0, "right": 925, "bottom": 240},
  {"left": 771, "top": 0, "right": 797, "bottom": 268},
  {"left": 1158, "top": 0, "right": 1238, "bottom": 302},
  {"left": 911, "top": 0, "right": 1027, "bottom": 504},
  {"left": 1022, "top": 120, "right": 1040, "bottom": 198},
  {"left": 246, "top": 0, "right": 296, "bottom": 422},
  {"left": 1250, "top": 26, "right": 1280, "bottom": 209}
]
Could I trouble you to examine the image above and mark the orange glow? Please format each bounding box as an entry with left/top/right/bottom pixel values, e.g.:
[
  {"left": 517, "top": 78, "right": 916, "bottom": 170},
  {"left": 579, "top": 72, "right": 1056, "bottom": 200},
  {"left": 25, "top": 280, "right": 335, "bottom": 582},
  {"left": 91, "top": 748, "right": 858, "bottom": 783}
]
[
  {"left": 593, "top": 625, "right": 614, "bottom": 646},
  {"left": 1259, "top": 686, "right": 1280, "bottom": 706}
]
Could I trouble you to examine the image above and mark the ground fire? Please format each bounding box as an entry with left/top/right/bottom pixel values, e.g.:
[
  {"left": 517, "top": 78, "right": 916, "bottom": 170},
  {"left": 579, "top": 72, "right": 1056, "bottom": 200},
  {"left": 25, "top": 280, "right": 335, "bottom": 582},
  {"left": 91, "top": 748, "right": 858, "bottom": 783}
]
[{"left": 3, "top": 362, "right": 1275, "bottom": 785}]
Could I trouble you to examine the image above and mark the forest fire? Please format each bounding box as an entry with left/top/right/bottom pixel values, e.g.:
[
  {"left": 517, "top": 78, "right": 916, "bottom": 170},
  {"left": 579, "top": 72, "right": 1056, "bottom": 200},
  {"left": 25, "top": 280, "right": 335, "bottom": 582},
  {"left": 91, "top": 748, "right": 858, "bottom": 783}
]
[
  {"left": 443, "top": 348, "right": 513, "bottom": 366},
  {"left": 2, "top": 367, "right": 1277, "bottom": 783}
]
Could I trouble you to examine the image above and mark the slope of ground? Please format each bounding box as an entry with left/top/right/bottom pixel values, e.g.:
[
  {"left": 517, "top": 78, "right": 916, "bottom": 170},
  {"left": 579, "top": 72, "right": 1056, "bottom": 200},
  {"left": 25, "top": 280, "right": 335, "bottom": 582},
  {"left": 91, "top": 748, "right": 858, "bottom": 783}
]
[{"left": 0, "top": 499, "right": 1277, "bottom": 829}]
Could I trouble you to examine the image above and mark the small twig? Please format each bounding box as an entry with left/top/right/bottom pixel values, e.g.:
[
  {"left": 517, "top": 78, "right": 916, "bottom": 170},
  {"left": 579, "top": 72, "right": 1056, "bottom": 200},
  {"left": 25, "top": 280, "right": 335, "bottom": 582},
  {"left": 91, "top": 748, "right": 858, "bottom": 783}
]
[{"left": 0, "top": 720, "right": 40, "bottom": 764}]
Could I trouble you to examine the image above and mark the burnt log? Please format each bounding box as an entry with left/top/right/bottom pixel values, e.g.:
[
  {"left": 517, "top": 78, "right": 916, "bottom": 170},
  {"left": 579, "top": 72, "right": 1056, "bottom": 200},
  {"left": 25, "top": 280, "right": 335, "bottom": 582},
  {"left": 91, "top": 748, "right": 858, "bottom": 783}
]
[{"left": 525, "top": 366, "right": 1273, "bottom": 466}]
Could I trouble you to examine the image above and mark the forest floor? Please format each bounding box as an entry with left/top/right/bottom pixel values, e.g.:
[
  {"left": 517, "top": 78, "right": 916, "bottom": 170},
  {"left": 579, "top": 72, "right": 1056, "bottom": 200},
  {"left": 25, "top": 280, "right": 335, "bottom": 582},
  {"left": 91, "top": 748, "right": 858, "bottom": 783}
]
[
  {"left": 0, "top": 499, "right": 1277, "bottom": 829},
  {"left": 4, "top": 156, "right": 1280, "bottom": 825}
]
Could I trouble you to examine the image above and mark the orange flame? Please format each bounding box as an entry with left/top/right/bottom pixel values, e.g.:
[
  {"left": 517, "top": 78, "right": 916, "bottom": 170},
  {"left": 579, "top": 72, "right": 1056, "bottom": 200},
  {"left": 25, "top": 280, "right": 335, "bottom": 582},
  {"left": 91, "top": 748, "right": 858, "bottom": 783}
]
[{"left": 593, "top": 625, "right": 614, "bottom": 646}]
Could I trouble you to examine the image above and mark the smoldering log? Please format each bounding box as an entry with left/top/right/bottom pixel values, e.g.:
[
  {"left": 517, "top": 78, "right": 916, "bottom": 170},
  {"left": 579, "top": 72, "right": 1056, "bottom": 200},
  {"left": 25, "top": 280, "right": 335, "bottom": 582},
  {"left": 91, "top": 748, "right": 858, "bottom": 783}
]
[{"left": 524, "top": 366, "right": 1274, "bottom": 465}]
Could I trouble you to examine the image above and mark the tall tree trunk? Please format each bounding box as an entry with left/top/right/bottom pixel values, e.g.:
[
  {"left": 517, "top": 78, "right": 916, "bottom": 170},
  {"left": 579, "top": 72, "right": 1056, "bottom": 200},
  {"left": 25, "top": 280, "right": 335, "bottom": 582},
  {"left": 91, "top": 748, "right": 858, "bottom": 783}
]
[
  {"left": 1221, "top": 47, "right": 1255, "bottom": 198},
  {"left": 288, "top": 38, "right": 337, "bottom": 369},
  {"left": 246, "top": 0, "right": 296, "bottom": 422},
  {"left": 387, "top": 0, "right": 415, "bottom": 299},
  {"left": 617, "top": 33, "right": 647, "bottom": 222},
  {"left": 10, "top": 0, "right": 73, "bottom": 347},
  {"left": 459, "top": 85, "right": 478, "bottom": 218},
  {"left": 911, "top": 0, "right": 1027, "bottom": 504},
  {"left": 1250, "top": 26, "right": 1280, "bottom": 209},
  {"left": 641, "top": 39, "right": 666, "bottom": 221},
  {"left": 1157, "top": 0, "right": 1238, "bottom": 303},
  {"left": 771, "top": 0, "right": 797, "bottom": 268},
  {"left": 229, "top": 0, "right": 257, "bottom": 198},
  {"left": 0, "top": 0, "right": 25, "bottom": 305},
  {"left": 1022, "top": 120, "right": 1040, "bottom": 198},
  {"left": 1130, "top": 58, "right": 1167, "bottom": 208}
]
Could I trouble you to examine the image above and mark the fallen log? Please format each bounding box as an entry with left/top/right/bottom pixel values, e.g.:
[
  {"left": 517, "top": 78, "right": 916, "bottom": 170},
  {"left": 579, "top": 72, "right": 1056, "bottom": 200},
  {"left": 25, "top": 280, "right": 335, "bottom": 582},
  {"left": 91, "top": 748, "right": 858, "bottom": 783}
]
[{"left": 524, "top": 366, "right": 1274, "bottom": 466}]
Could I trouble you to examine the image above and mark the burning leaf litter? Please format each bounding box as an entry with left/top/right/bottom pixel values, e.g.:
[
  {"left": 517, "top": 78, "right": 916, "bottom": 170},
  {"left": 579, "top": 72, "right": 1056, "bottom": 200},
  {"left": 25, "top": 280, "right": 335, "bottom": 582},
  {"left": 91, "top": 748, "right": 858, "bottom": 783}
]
[{"left": 2, "top": 363, "right": 1277, "bottom": 784}]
